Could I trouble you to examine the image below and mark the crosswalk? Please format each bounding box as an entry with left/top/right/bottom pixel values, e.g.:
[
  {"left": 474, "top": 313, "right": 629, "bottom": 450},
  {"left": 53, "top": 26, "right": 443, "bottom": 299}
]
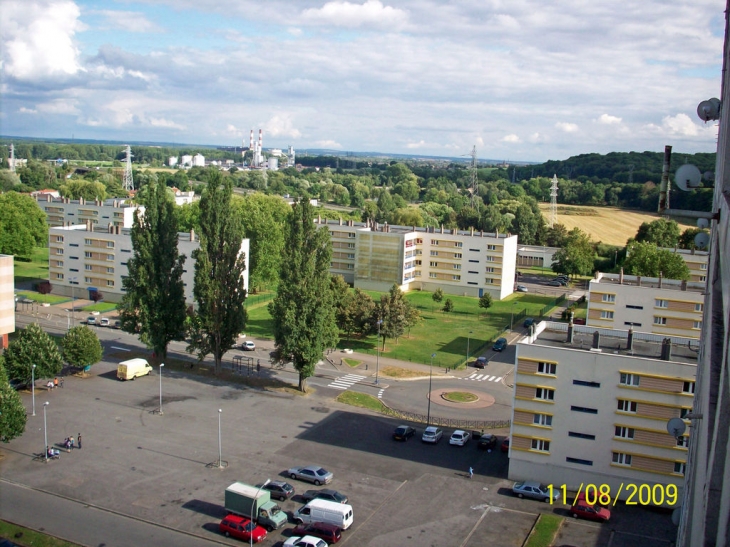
[
  {"left": 327, "top": 374, "right": 367, "bottom": 390},
  {"left": 461, "top": 373, "right": 503, "bottom": 383},
  {"left": 377, "top": 388, "right": 385, "bottom": 399}
]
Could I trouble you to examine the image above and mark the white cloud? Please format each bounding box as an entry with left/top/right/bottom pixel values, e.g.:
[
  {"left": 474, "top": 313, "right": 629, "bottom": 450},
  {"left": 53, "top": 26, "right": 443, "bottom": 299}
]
[
  {"left": 597, "top": 114, "right": 622, "bottom": 125},
  {"left": 527, "top": 133, "right": 544, "bottom": 143},
  {"left": 36, "top": 99, "right": 79, "bottom": 115},
  {"left": 301, "top": 0, "right": 408, "bottom": 29},
  {"left": 502, "top": 134, "right": 521, "bottom": 143},
  {"left": 95, "top": 10, "right": 162, "bottom": 33},
  {"left": 555, "top": 122, "right": 579, "bottom": 133},
  {"left": 264, "top": 115, "right": 302, "bottom": 138},
  {"left": 19, "top": 107, "right": 38, "bottom": 114},
  {"left": 315, "top": 139, "right": 342, "bottom": 148},
  {"left": 149, "top": 117, "right": 186, "bottom": 130},
  {"left": 659, "top": 113, "right": 701, "bottom": 136},
  {"left": 1, "top": 0, "right": 85, "bottom": 80},
  {"left": 406, "top": 140, "right": 429, "bottom": 149}
]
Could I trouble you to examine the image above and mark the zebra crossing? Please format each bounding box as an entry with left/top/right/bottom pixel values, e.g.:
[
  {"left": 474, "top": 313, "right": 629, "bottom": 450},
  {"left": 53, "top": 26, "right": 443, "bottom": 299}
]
[
  {"left": 377, "top": 388, "right": 385, "bottom": 399},
  {"left": 327, "top": 373, "right": 367, "bottom": 390},
  {"left": 461, "top": 372, "right": 503, "bottom": 383}
]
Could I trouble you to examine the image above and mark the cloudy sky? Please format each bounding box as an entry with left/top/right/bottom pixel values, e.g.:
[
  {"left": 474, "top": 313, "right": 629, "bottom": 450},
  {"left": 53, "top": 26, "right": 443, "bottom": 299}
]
[{"left": 0, "top": 0, "right": 725, "bottom": 162}]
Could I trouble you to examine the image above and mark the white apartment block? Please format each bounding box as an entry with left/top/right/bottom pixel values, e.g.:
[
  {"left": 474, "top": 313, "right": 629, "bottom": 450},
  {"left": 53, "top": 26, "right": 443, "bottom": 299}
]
[
  {"left": 587, "top": 272, "right": 705, "bottom": 338},
  {"left": 48, "top": 223, "right": 249, "bottom": 304},
  {"left": 516, "top": 245, "right": 559, "bottom": 270},
  {"left": 316, "top": 218, "right": 518, "bottom": 299},
  {"left": 36, "top": 195, "right": 143, "bottom": 229},
  {"left": 0, "top": 255, "right": 15, "bottom": 349},
  {"left": 510, "top": 321, "right": 696, "bottom": 505}
]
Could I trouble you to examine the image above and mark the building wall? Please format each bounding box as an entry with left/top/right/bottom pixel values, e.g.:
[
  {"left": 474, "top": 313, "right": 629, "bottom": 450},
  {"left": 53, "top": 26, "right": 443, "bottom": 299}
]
[
  {"left": 0, "top": 255, "right": 15, "bottom": 348},
  {"left": 37, "top": 196, "right": 143, "bottom": 228},
  {"left": 517, "top": 245, "right": 559, "bottom": 269}
]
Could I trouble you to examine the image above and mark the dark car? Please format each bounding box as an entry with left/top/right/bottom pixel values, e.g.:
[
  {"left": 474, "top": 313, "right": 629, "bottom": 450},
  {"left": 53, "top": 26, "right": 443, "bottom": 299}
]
[
  {"left": 262, "top": 480, "right": 295, "bottom": 501},
  {"left": 219, "top": 514, "right": 267, "bottom": 543},
  {"left": 393, "top": 425, "right": 416, "bottom": 441},
  {"left": 474, "top": 356, "right": 488, "bottom": 369},
  {"left": 500, "top": 438, "right": 510, "bottom": 453},
  {"left": 523, "top": 317, "right": 534, "bottom": 328},
  {"left": 291, "top": 522, "right": 342, "bottom": 544},
  {"left": 492, "top": 337, "right": 507, "bottom": 351},
  {"left": 301, "top": 488, "right": 348, "bottom": 504},
  {"left": 9, "top": 379, "right": 29, "bottom": 391},
  {"left": 477, "top": 434, "right": 498, "bottom": 450}
]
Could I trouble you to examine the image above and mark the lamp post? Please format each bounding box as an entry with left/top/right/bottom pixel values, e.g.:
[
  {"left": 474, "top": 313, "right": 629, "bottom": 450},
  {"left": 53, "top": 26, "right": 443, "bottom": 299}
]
[
  {"left": 69, "top": 276, "right": 77, "bottom": 317},
  {"left": 217, "top": 409, "right": 223, "bottom": 468},
  {"left": 43, "top": 401, "right": 49, "bottom": 462},
  {"left": 252, "top": 479, "right": 271, "bottom": 547},
  {"left": 510, "top": 302, "right": 516, "bottom": 331},
  {"left": 375, "top": 319, "right": 383, "bottom": 385},
  {"left": 466, "top": 331, "right": 473, "bottom": 366},
  {"left": 427, "top": 353, "right": 436, "bottom": 425},
  {"left": 158, "top": 363, "right": 164, "bottom": 415},
  {"left": 31, "top": 364, "right": 36, "bottom": 417}
]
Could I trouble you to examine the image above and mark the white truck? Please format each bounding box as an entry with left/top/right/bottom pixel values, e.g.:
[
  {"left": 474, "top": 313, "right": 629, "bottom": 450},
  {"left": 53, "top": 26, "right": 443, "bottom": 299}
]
[{"left": 117, "top": 358, "right": 153, "bottom": 381}]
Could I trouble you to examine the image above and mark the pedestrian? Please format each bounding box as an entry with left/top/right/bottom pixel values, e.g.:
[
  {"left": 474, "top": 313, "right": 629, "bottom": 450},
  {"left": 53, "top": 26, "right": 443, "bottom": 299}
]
[
  {"left": 468, "top": 466, "right": 474, "bottom": 479},
  {"left": 77, "top": 433, "right": 82, "bottom": 449},
  {"left": 53, "top": 377, "right": 59, "bottom": 388},
  {"left": 69, "top": 435, "right": 75, "bottom": 450},
  {"left": 60, "top": 376, "right": 64, "bottom": 388}
]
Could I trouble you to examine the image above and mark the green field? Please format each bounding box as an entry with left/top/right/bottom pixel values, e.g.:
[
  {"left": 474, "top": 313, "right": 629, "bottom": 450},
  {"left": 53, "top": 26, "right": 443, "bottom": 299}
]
[
  {"left": 13, "top": 246, "right": 49, "bottom": 283},
  {"left": 16, "top": 291, "right": 71, "bottom": 304}
]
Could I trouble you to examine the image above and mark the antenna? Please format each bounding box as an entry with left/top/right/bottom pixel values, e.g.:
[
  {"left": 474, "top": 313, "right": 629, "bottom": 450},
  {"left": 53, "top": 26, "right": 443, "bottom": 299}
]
[
  {"left": 549, "top": 174, "right": 559, "bottom": 228},
  {"left": 122, "top": 145, "right": 134, "bottom": 192},
  {"left": 469, "top": 146, "right": 478, "bottom": 207}
]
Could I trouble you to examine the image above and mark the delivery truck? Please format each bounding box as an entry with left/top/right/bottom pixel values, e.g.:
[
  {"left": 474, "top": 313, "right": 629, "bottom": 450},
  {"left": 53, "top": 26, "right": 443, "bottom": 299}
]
[
  {"left": 224, "top": 482, "right": 288, "bottom": 531},
  {"left": 117, "top": 358, "right": 153, "bottom": 381}
]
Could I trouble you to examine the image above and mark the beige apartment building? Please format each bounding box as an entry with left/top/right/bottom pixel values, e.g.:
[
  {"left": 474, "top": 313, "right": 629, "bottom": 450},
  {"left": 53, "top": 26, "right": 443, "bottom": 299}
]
[
  {"left": 0, "top": 255, "right": 15, "bottom": 349},
  {"left": 510, "top": 321, "right": 696, "bottom": 505},
  {"left": 36, "top": 195, "right": 143, "bottom": 228},
  {"left": 48, "top": 223, "right": 249, "bottom": 304},
  {"left": 316, "top": 218, "right": 518, "bottom": 299},
  {"left": 668, "top": 247, "right": 709, "bottom": 284},
  {"left": 587, "top": 272, "right": 705, "bottom": 338}
]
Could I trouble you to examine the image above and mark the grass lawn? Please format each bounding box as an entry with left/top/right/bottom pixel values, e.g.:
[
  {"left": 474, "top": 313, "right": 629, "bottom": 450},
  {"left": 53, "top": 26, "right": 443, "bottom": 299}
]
[
  {"left": 14, "top": 246, "right": 49, "bottom": 283},
  {"left": 0, "top": 519, "right": 83, "bottom": 547},
  {"left": 343, "top": 358, "right": 361, "bottom": 367},
  {"left": 80, "top": 302, "right": 118, "bottom": 313},
  {"left": 524, "top": 514, "right": 563, "bottom": 547},
  {"left": 16, "top": 291, "right": 71, "bottom": 304},
  {"left": 336, "top": 391, "right": 388, "bottom": 412}
]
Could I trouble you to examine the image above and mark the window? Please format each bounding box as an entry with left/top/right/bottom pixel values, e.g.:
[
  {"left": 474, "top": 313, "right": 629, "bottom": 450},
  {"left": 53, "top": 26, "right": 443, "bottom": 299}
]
[
  {"left": 485, "top": 267, "right": 495, "bottom": 273},
  {"left": 468, "top": 271, "right": 478, "bottom": 274},
  {"left": 486, "top": 256, "right": 495, "bottom": 262},
  {"left": 107, "top": 267, "right": 114, "bottom": 273},
  {"left": 602, "top": 294, "right": 616, "bottom": 302},
  {"left": 84, "top": 277, "right": 92, "bottom": 283},
  {"left": 452, "top": 275, "right": 461, "bottom": 281},
  {"left": 107, "top": 280, "right": 114, "bottom": 287},
  {"left": 430, "top": 251, "right": 439, "bottom": 256},
  {"left": 624, "top": 322, "right": 642, "bottom": 327},
  {"left": 537, "top": 362, "right": 557, "bottom": 375},
  {"left": 430, "top": 261, "right": 438, "bottom": 267},
  {"left": 431, "top": 240, "right": 439, "bottom": 245},
  {"left": 429, "top": 273, "right": 437, "bottom": 279},
  {"left": 655, "top": 299, "right": 668, "bottom": 308},
  {"left": 69, "top": 243, "right": 79, "bottom": 247},
  {"left": 469, "top": 259, "right": 479, "bottom": 263},
  {"left": 676, "top": 436, "right": 689, "bottom": 448},
  {"left": 654, "top": 316, "right": 667, "bottom": 325},
  {"left": 694, "top": 303, "right": 703, "bottom": 312},
  {"left": 347, "top": 243, "right": 355, "bottom": 249},
  {"left": 85, "top": 238, "right": 92, "bottom": 245},
  {"left": 535, "top": 388, "right": 555, "bottom": 401},
  {"left": 612, "top": 452, "right": 632, "bottom": 466},
  {"left": 454, "top": 253, "right": 462, "bottom": 259},
  {"left": 600, "top": 310, "right": 615, "bottom": 319},
  {"left": 700, "top": 276, "right": 706, "bottom": 282},
  {"left": 573, "top": 380, "right": 601, "bottom": 388},
  {"left": 569, "top": 432, "right": 596, "bottom": 440},
  {"left": 700, "top": 263, "right": 707, "bottom": 270},
  {"left": 69, "top": 256, "right": 78, "bottom": 260},
  {"left": 626, "top": 304, "right": 644, "bottom": 310},
  {"left": 347, "top": 254, "right": 355, "bottom": 259},
  {"left": 106, "top": 241, "right": 114, "bottom": 248},
  {"left": 121, "top": 249, "right": 131, "bottom": 253},
  {"left": 54, "top": 235, "right": 64, "bottom": 242},
  {"left": 683, "top": 381, "right": 695, "bottom": 394},
  {"left": 533, "top": 413, "right": 552, "bottom": 426},
  {"left": 348, "top": 233, "right": 355, "bottom": 238},
  {"left": 106, "top": 254, "right": 114, "bottom": 261},
  {"left": 617, "top": 400, "right": 638, "bottom": 413},
  {"left": 571, "top": 405, "right": 598, "bottom": 414},
  {"left": 469, "top": 248, "right": 479, "bottom": 252},
  {"left": 453, "top": 264, "right": 461, "bottom": 270},
  {"left": 85, "top": 265, "right": 92, "bottom": 271},
  {"left": 615, "top": 426, "right": 635, "bottom": 439},
  {"left": 674, "top": 462, "right": 686, "bottom": 475},
  {"left": 693, "top": 321, "right": 702, "bottom": 329},
  {"left": 54, "top": 260, "right": 63, "bottom": 267},
  {"left": 531, "top": 439, "right": 550, "bottom": 452},
  {"left": 487, "top": 244, "right": 496, "bottom": 250},
  {"left": 485, "top": 278, "right": 494, "bottom": 284},
  {"left": 680, "top": 408, "right": 691, "bottom": 419},
  {"left": 566, "top": 457, "right": 593, "bottom": 466},
  {"left": 454, "top": 242, "right": 462, "bottom": 248},
  {"left": 620, "top": 373, "right": 640, "bottom": 386},
  {"left": 85, "top": 252, "right": 92, "bottom": 258},
  {"left": 467, "top": 281, "right": 477, "bottom": 285},
  {"left": 54, "top": 272, "right": 64, "bottom": 280},
  {"left": 55, "top": 248, "right": 64, "bottom": 255}
]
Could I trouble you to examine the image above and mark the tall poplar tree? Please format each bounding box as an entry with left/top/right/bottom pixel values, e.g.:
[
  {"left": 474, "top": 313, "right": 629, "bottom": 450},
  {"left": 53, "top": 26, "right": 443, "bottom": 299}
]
[
  {"left": 119, "top": 179, "right": 186, "bottom": 359},
  {"left": 269, "top": 200, "right": 338, "bottom": 392},
  {"left": 189, "top": 171, "right": 248, "bottom": 375},
  {"left": 0, "top": 358, "right": 27, "bottom": 444}
]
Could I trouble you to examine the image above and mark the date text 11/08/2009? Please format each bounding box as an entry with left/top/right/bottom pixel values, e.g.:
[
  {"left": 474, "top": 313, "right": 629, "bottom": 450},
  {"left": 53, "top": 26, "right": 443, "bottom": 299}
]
[{"left": 548, "top": 483, "right": 679, "bottom": 506}]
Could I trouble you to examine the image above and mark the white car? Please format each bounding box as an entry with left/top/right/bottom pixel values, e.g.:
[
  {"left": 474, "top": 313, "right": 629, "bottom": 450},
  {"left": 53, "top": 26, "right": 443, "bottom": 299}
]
[
  {"left": 421, "top": 426, "right": 443, "bottom": 443},
  {"left": 99, "top": 318, "right": 110, "bottom": 327},
  {"left": 449, "top": 430, "right": 471, "bottom": 446},
  {"left": 284, "top": 536, "right": 327, "bottom": 547},
  {"left": 242, "top": 340, "right": 256, "bottom": 351}
]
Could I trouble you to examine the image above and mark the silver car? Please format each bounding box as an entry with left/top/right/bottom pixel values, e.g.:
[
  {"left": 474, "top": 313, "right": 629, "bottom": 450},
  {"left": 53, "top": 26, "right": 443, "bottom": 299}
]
[
  {"left": 287, "top": 465, "right": 333, "bottom": 485},
  {"left": 421, "top": 426, "right": 443, "bottom": 443},
  {"left": 512, "top": 480, "right": 559, "bottom": 502},
  {"left": 449, "top": 430, "right": 471, "bottom": 446}
]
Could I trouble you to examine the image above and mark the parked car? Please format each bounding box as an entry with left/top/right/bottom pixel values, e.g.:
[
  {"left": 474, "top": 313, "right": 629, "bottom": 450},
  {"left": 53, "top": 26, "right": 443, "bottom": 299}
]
[
  {"left": 262, "top": 480, "right": 295, "bottom": 501},
  {"left": 99, "top": 317, "right": 110, "bottom": 327},
  {"left": 242, "top": 340, "right": 256, "bottom": 351},
  {"left": 113, "top": 320, "right": 122, "bottom": 329},
  {"left": 291, "top": 522, "right": 342, "bottom": 544},
  {"left": 474, "top": 356, "right": 488, "bottom": 369},
  {"left": 421, "top": 426, "right": 443, "bottom": 443},
  {"left": 219, "top": 514, "right": 267, "bottom": 543},
  {"left": 571, "top": 501, "right": 611, "bottom": 522},
  {"left": 449, "top": 430, "right": 471, "bottom": 446},
  {"left": 284, "top": 535, "right": 328, "bottom": 547},
  {"left": 500, "top": 438, "right": 510, "bottom": 453},
  {"left": 547, "top": 281, "right": 562, "bottom": 287},
  {"left": 477, "top": 434, "right": 498, "bottom": 450},
  {"left": 86, "top": 316, "right": 96, "bottom": 325},
  {"left": 516, "top": 285, "right": 529, "bottom": 292},
  {"left": 288, "top": 466, "right": 333, "bottom": 485},
  {"left": 492, "top": 338, "right": 507, "bottom": 351},
  {"left": 9, "top": 379, "right": 29, "bottom": 391},
  {"left": 512, "top": 481, "right": 559, "bottom": 502},
  {"left": 523, "top": 317, "right": 534, "bottom": 328},
  {"left": 301, "top": 489, "right": 348, "bottom": 504},
  {"left": 392, "top": 425, "right": 416, "bottom": 441}
]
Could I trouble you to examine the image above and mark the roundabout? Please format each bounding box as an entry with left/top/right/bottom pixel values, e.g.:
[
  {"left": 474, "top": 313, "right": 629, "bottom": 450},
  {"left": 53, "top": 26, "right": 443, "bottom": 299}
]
[{"left": 429, "top": 387, "right": 496, "bottom": 409}]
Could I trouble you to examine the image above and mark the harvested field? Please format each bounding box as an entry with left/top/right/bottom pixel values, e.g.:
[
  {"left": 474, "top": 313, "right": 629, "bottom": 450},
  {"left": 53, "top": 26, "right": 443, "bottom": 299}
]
[{"left": 538, "top": 204, "right": 695, "bottom": 246}]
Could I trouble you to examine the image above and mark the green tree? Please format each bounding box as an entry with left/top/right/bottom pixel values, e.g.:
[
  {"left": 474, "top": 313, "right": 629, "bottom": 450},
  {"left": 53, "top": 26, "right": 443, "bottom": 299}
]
[
  {"left": 189, "top": 172, "right": 249, "bottom": 375},
  {"left": 633, "top": 218, "right": 681, "bottom": 248},
  {"left": 478, "top": 293, "right": 493, "bottom": 314},
  {"left": 678, "top": 228, "right": 709, "bottom": 250},
  {"left": 0, "top": 192, "right": 47, "bottom": 258},
  {"left": 2, "top": 323, "right": 63, "bottom": 384},
  {"left": 60, "top": 179, "right": 107, "bottom": 201},
  {"left": 442, "top": 298, "right": 454, "bottom": 313},
  {"left": 623, "top": 242, "right": 690, "bottom": 280},
  {"left": 432, "top": 288, "right": 444, "bottom": 305},
  {"left": 378, "top": 284, "right": 412, "bottom": 348},
  {"left": 339, "top": 288, "right": 376, "bottom": 340},
  {"left": 119, "top": 179, "right": 187, "bottom": 360},
  {"left": 552, "top": 228, "right": 596, "bottom": 277},
  {"left": 62, "top": 326, "right": 103, "bottom": 369},
  {"left": 0, "top": 358, "right": 27, "bottom": 443},
  {"left": 269, "top": 200, "right": 338, "bottom": 391}
]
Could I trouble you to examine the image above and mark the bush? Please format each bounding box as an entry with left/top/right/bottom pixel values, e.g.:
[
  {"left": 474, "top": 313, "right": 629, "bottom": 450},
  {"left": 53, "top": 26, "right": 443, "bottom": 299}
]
[
  {"left": 90, "top": 290, "right": 103, "bottom": 303},
  {"left": 36, "top": 281, "right": 52, "bottom": 294}
]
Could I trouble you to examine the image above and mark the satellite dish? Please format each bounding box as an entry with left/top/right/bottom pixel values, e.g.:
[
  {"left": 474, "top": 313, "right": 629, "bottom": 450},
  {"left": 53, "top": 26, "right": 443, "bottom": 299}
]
[
  {"left": 667, "top": 417, "right": 687, "bottom": 438},
  {"left": 675, "top": 164, "right": 702, "bottom": 191},
  {"left": 694, "top": 232, "right": 710, "bottom": 249},
  {"left": 703, "top": 171, "right": 715, "bottom": 182},
  {"left": 697, "top": 98, "right": 721, "bottom": 122},
  {"left": 697, "top": 218, "right": 709, "bottom": 229}
]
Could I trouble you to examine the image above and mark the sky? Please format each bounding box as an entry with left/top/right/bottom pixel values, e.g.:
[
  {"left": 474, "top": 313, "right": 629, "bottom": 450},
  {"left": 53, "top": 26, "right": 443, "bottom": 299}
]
[{"left": 0, "top": 0, "right": 726, "bottom": 162}]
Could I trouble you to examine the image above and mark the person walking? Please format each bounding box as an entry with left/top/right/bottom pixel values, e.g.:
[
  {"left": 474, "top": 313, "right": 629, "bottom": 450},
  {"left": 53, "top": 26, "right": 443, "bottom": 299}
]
[
  {"left": 77, "top": 433, "right": 82, "bottom": 449},
  {"left": 53, "top": 377, "right": 59, "bottom": 388},
  {"left": 468, "top": 466, "right": 474, "bottom": 479},
  {"left": 60, "top": 377, "right": 64, "bottom": 388}
]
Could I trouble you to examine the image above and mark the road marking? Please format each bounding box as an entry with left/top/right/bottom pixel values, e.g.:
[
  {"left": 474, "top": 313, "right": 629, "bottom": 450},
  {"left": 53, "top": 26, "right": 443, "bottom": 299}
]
[
  {"left": 327, "top": 374, "right": 366, "bottom": 390},
  {"left": 461, "top": 373, "right": 503, "bottom": 382},
  {"left": 110, "top": 346, "right": 130, "bottom": 351},
  {"left": 377, "top": 388, "right": 385, "bottom": 399}
]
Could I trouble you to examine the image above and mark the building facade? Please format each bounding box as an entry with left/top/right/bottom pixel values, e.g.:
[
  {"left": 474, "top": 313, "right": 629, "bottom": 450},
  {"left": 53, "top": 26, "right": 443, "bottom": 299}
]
[
  {"left": 316, "top": 218, "right": 518, "bottom": 299},
  {"left": 516, "top": 245, "right": 559, "bottom": 270},
  {"left": 36, "top": 195, "right": 143, "bottom": 229},
  {"left": 510, "top": 321, "right": 697, "bottom": 505},
  {"left": 667, "top": 248, "right": 709, "bottom": 284},
  {"left": 587, "top": 272, "right": 705, "bottom": 338},
  {"left": 0, "top": 255, "right": 15, "bottom": 349}
]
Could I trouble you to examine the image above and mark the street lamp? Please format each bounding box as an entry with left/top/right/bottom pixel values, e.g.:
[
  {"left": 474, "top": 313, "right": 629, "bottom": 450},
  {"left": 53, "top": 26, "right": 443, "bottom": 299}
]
[
  {"left": 375, "top": 319, "right": 383, "bottom": 385},
  {"left": 217, "top": 409, "right": 223, "bottom": 468},
  {"left": 252, "top": 479, "right": 271, "bottom": 547},
  {"left": 31, "top": 364, "right": 36, "bottom": 416},
  {"left": 510, "top": 301, "right": 516, "bottom": 331},
  {"left": 43, "top": 401, "right": 49, "bottom": 462},
  {"left": 466, "top": 330, "right": 473, "bottom": 366},
  {"left": 69, "top": 276, "right": 77, "bottom": 317},
  {"left": 427, "top": 353, "right": 436, "bottom": 425},
  {"left": 158, "top": 363, "right": 164, "bottom": 415}
]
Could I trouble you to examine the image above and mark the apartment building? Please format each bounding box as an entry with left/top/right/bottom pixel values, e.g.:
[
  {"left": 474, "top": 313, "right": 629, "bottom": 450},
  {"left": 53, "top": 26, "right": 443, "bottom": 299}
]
[
  {"left": 316, "top": 218, "right": 518, "bottom": 299},
  {"left": 48, "top": 223, "right": 249, "bottom": 304},
  {"left": 667, "top": 247, "right": 709, "bottom": 284},
  {"left": 0, "top": 255, "right": 15, "bottom": 349},
  {"left": 587, "top": 272, "right": 705, "bottom": 338},
  {"left": 510, "top": 321, "right": 697, "bottom": 505},
  {"left": 36, "top": 195, "right": 143, "bottom": 228},
  {"left": 516, "top": 245, "right": 559, "bottom": 270}
]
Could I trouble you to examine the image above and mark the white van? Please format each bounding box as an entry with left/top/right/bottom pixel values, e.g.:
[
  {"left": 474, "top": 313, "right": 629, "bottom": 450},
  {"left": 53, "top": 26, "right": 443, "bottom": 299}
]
[
  {"left": 117, "top": 358, "right": 153, "bottom": 381},
  {"left": 293, "top": 498, "right": 353, "bottom": 530}
]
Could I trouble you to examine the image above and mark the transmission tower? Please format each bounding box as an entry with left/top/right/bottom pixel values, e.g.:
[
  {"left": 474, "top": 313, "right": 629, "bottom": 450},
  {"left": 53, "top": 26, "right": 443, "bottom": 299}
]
[
  {"left": 469, "top": 145, "right": 478, "bottom": 207},
  {"left": 122, "top": 145, "right": 134, "bottom": 192},
  {"left": 549, "top": 174, "right": 559, "bottom": 228}
]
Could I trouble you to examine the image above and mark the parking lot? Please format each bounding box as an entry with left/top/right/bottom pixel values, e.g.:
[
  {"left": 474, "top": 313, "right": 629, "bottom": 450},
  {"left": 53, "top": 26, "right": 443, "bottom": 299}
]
[{"left": 0, "top": 356, "right": 677, "bottom": 546}]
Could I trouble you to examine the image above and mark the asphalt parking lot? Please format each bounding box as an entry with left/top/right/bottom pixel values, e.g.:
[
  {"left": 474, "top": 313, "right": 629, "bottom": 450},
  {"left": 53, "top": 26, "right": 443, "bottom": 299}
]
[{"left": 1, "top": 356, "right": 677, "bottom": 547}]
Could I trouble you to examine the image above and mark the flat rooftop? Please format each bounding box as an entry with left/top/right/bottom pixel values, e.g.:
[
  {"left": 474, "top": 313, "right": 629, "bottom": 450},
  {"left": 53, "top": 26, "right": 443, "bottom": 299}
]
[
  {"left": 314, "top": 217, "right": 513, "bottom": 239},
  {"left": 522, "top": 321, "right": 699, "bottom": 366},
  {"left": 592, "top": 272, "right": 706, "bottom": 294}
]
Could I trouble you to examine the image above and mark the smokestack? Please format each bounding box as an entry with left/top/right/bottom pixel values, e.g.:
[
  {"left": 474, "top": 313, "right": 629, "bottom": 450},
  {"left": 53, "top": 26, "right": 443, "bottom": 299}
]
[
  {"left": 658, "top": 271, "right": 663, "bottom": 289},
  {"left": 567, "top": 313, "right": 574, "bottom": 343},
  {"left": 661, "top": 338, "right": 672, "bottom": 361},
  {"left": 250, "top": 129, "right": 254, "bottom": 150},
  {"left": 592, "top": 331, "right": 601, "bottom": 349},
  {"left": 259, "top": 129, "right": 263, "bottom": 151},
  {"left": 619, "top": 267, "right": 624, "bottom": 284},
  {"left": 627, "top": 328, "right": 634, "bottom": 351}
]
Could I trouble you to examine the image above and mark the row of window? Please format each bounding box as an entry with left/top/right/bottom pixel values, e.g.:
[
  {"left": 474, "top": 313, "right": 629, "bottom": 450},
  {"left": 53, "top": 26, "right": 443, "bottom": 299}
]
[
  {"left": 525, "top": 367, "right": 695, "bottom": 394},
  {"left": 601, "top": 294, "right": 704, "bottom": 313}
]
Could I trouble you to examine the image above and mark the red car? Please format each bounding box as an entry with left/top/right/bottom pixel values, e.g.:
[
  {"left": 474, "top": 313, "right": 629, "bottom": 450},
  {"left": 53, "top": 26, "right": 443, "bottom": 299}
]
[
  {"left": 292, "top": 522, "right": 342, "bottom": 544},
  {"left": 570, "top": 501, "right": 611, "bottom": 522},
  {"left": 220, "top": 514, "right": 267, "bottom": 543},
  {"left": 500, "top": 438, "right": 510, "bottom": 453}
]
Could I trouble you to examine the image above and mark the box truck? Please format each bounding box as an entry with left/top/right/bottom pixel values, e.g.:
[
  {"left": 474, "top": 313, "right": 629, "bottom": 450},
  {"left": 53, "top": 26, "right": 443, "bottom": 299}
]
[
  {"left": 117, "top": 358, "right": 153, "bottom": 381},
  {"left": 224, "top": 482, "right": 288, "bottom": 531}
]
